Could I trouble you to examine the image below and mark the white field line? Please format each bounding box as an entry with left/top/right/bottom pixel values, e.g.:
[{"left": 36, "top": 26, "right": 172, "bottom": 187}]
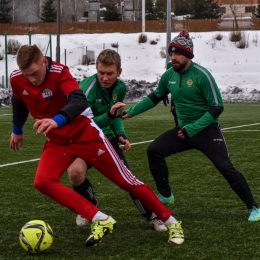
[
  {"left": 0, "top": 158, "right": 40, "bottom": 168},
  {"left": 1, "top": 122, "right": 259, "bottom": 168},
  {"left": 221, "top": 123, "right": 260, "bottom": 131},
  {"left": 0, "top": 114, "right": 12, "bottom": 116}
]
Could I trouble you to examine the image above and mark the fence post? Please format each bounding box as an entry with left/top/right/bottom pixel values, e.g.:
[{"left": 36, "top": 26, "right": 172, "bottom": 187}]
[
  {"left": 65, "top": 49, "right": 66, "bottom": 66},
  {"left": 49, "top": 34, "right": 52, "bottom": 59},
  {"left": 28, "top": 32, "right": 31, "bottom": 45},
  {"left": 4, "top": 31, "right": 8, "bottom": 89}
]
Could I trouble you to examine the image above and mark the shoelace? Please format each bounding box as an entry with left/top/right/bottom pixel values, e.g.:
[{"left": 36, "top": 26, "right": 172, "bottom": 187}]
[{"left": 169, "top": 222, "right": 184, "bottom": 238}]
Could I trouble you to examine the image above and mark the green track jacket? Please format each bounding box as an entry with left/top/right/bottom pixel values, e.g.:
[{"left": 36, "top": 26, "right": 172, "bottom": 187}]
[
  {"left": 125, "top": 61, "right": 223, "bottom": 138},
  {"left": 80, "top": 74, "right": 127, "bottom": 140}
]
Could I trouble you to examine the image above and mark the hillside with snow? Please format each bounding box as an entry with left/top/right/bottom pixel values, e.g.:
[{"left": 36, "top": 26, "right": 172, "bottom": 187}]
[{"left": 0, "top": 30, "right": 260, "bottom": 105}]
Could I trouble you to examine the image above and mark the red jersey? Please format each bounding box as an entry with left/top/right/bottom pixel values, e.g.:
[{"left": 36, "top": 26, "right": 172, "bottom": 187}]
[{"left": 10, "top": 60, "right": 94, "bottom": 144}]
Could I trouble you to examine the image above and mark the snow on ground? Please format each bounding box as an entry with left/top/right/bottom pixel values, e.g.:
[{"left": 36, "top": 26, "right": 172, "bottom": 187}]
[{"left": 0, "top": 30, "right": 260, "bottom": 102}]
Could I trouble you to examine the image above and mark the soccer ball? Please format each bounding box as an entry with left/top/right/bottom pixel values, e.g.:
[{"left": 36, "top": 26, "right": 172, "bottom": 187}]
[{"left": 19, "top": 220, "right": 54, "bottom": 254}]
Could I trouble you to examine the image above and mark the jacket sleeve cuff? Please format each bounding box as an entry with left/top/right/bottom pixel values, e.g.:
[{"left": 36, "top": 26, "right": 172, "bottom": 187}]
[
  {"left": 12, "top": 123, "right": 23, "bottom": 135},
  {"left": 52, "top": 114, "right": 66, "bottom": 127},
  {"left": 182, "top": 127, "right": 190, "bottom": 139}
]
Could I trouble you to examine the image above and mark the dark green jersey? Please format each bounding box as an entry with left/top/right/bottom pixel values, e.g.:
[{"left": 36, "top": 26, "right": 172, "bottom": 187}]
[
  {"left": 125, "top": 61, "right": 223, "bottom": 137},
  {"left": 80, "top": 74, "right": 127, "bottom": 140}
]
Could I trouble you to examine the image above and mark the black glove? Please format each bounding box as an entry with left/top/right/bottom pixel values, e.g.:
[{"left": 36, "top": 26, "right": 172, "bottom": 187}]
[{"left": 163, "top": 95, "right": 169, "bottom": 106}]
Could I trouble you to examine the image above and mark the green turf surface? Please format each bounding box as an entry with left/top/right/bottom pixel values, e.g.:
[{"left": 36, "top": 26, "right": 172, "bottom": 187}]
[{"left": 0, "top": 103, "right": 260, "bottom": 260}]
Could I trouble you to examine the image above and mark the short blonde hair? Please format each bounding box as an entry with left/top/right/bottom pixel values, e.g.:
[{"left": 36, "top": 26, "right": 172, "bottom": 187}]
[
  {"left": 96, "top": 49, "right": 121, "bottom": 70},
  {"left": 17, "top": 44, "right": 43, "bottom": 70}
]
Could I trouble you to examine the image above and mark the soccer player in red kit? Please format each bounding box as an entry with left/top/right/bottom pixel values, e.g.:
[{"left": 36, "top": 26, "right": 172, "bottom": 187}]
[{"left": 9, "top": 44, "right": 184, "bottom": 246}]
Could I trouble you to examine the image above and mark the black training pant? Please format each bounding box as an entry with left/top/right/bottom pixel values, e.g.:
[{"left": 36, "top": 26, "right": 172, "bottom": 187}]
[{"left": 147, "top": 123, "right": 257, "bottom": 209}]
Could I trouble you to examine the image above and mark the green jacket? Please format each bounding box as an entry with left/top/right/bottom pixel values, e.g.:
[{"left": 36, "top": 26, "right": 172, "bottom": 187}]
[
  {"left": 125, "top": 61, "right": 223, "bottom": 138},
  {"left": 80, "top": 74, "right": 127, "bottom": 140}
]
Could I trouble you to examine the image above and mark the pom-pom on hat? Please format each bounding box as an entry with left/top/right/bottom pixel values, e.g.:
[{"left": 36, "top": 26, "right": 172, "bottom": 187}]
[{"left": 168, "top": 29, "right": 194, "bottom": 59}]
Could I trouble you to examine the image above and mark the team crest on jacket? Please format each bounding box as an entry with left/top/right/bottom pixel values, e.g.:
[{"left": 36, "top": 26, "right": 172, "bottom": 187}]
[
  {"left": 42, "top": 89, "right": 53, "bottom": 100},
  {"left": 113, "top": 94, "right": 118, "bottom": 101},
  {"left": 187, "top": 79, "right": 193, "bottom": 87}
]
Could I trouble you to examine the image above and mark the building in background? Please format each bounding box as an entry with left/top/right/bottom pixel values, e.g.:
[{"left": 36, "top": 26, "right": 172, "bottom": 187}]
[
  {"left": 218, "top": 0, "right": 258, "bottom": 18},
  {"left": 11, "top": 0, "right": 94, "bottom": 23},
  {"left": 10, "top": 0, "right": 259, "bottom": 23},
  {"left": 123, "top": 0, "right": 141, "bottom": 21}
]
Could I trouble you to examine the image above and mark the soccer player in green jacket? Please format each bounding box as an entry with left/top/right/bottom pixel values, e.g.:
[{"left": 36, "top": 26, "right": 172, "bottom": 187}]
[
  {"left": 67, "top": 49, "right": 168, "bottom": 232},
  {"left": 123, "top": 29, "right": 260, "bottom": 222}
]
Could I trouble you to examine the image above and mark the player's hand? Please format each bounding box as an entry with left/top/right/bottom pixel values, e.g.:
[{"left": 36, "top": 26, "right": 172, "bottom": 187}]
[
  {"left": 121, "top": 112, "right": 132, "bottom": 119},
  {"left": 10, "top": 133, "right": 24, "bottom": 151},
  {"left": 118, "top": 136, "right": 131, "bottom": 152},
  {"left": 33, "top": 119, "right": 58, "bottom": 135},
  {"left": 178, "top": 127, "right": 186, "bottom": 139},
  {"left": 163, "top": 95, "right": 169, "bottom": 106},
  {"left": 109, "top": 102, "right": 126, "bottom": 117}
]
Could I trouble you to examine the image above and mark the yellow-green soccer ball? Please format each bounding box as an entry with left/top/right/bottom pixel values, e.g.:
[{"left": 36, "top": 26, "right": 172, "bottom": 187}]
[{"left": 19, "top": 220, "right": 54, "bottom": 254}]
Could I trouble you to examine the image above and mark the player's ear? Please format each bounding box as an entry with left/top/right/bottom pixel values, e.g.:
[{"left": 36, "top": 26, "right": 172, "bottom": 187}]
[
  {"left": 117, "top": 68, "right": 122, "bottom": 77},
  {"left": 43, "top": 57, "right": 49, "bottom": 67}
]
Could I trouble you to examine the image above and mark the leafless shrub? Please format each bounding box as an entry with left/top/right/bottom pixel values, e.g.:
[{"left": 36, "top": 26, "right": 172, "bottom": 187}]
[
  {"left": 7, "top": 39, "right": 21, "bottom": 54},
  {"left": 150, "top": 40, "right": 157, "bottom": 45},
  {"left": 215, "top": 33, "right": 223, "bottom": 41},
  {"left": 252, "top": 33, "right": 258, "bottom": 45},
  {"left": 111, "top": 42, "right": 119, "bottom": 48},
  {"left": 191, "top": 33, "right": 202, "bottom": 39},
  {"left": 236, "top": 33, "right": 249, "bottom": 49},
  {"left": 138, "top": 33, "right": 147, "bottom": 43},
  {"left": 236, "top": 40, "right": 246, "bottom": 49},
  {"left": 210, "top": 38, "right": 216, "bottom": 48},
  {"left": 0, "top": 50, "right": 3, "bottom": 60},
  {"left": 229, "top": 31, "right": 242, "bottom": 42},
  {"left": 160, "top": 46, "right": 166, "bottom": 58}
]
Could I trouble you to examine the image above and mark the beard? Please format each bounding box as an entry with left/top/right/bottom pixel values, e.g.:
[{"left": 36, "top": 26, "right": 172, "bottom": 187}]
[{"left": 172, "top": 61, "right": 187, "bottom": 73}]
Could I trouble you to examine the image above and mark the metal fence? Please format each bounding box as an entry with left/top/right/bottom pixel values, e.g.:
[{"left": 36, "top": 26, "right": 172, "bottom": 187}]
[
  {"left": 61, "top": 43, "right": 119, "bottom": 67},
  {"left": 1, "top": 34, "right": 52, "bottom": 88}
]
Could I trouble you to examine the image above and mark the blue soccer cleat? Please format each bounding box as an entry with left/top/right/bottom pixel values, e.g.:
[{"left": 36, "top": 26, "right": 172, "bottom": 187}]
[
  {"left": 157, "top": 193, "right": 175, "bottom": 206},
  {"left": 248, "top": 206, "right": 260, "bottom": 222}
]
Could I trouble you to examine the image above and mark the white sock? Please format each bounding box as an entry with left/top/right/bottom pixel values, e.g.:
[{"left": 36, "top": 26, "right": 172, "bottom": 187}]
[
  {"left": 92, "top": 211, "right": 108, "bottom": 222},
  {"left": 164, "top": 216, "right": 178, "bottom": 225}
]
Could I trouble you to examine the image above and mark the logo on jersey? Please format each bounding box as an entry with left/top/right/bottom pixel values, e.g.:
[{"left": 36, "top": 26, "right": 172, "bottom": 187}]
[
  {"left": 213, "top": 138, "right": 223, "bottom": 142},
  {"left": 187, "top": 79, "right": 193, "bottom": 87},
  {"left": 97, "top": 149, "right": 105, "bottom": 156},
  {"left": 113, "top": 94, "right": 118, "bottom": 101},
  {"left": 22, "top": 89, "right": 29, "bottom": 95},
  {"left": 96, "top": 99, "right": 102, "bottom": 103},
  {"left": 42, "top": 89, "right": 53, "bottom": 100},
  {"left": 169, "top": 81, "right": 176, "bottom": 84}
]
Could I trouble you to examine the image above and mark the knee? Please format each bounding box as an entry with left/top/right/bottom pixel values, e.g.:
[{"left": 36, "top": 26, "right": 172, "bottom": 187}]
[
  {"left": 67, "top": 164, "right": 86, "bottom": 186},
  {"left": 147, "top": 142, "right": 157, "bottom": 157},
  {"left": 215, "top": 160, "right": 234, "bottom": 174},
  {"left": 34, "top": 175, "right": 48, "bottom": 194}
]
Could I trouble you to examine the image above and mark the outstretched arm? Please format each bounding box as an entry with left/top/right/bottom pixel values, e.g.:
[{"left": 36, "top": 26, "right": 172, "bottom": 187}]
[{"left": 10, "top": 96, "right": 29, "bottom": 151}]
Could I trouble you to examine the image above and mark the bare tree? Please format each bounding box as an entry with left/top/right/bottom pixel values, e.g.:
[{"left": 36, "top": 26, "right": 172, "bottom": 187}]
[
  {"left": 229, "top": 0, "right": 239, "bottom": 30},
  {"left": 27, "top": 0, "right": 42, "bottom": 22},
  {"left": 69, "top": 0, "right": 86, "bottom": 21},
  {"left": 12, "top": 0, "right": 15, "bottom": 22}
]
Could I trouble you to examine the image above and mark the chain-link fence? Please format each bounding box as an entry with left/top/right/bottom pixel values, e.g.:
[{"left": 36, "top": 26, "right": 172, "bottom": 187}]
[
  {"left": 1, "top": 33, "right": 52, "bottom": 89},
  {"left": 61, "top": 42, "right": 119, "bottom": 68}
]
